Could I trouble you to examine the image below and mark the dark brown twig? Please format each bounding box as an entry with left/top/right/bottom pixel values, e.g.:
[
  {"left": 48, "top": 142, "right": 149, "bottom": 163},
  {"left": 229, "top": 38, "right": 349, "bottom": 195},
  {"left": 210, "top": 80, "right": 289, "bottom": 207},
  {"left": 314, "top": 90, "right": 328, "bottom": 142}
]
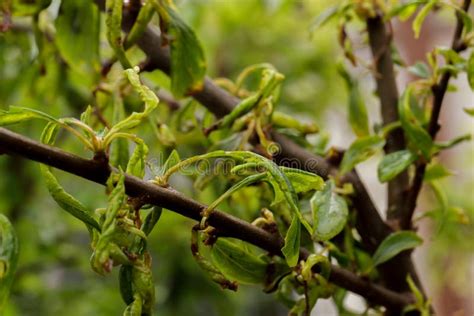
[
  {"left": 400, "top": 0, "right": 471, "bottom": 230},
  {"left": 0, "top": 127, "right": 413, "bottom": 309}
]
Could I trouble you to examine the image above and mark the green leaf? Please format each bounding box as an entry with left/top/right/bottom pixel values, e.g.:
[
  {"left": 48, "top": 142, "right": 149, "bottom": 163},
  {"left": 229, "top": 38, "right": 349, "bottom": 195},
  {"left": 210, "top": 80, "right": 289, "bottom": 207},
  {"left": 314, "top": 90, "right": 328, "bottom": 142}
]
[
  {"left": 372, "top": 231, "right": 422, "bottom": 267},
  {"left": 408, "top": 62, "right": 431, "bottom": 79},
  {"left": 0, "top": 106, "right": 58, "bottom": 126},
  {"left": 155, "top": 2, "right": 206, "bottom": 97},
  {"left": 340, "top": 135, "right": 385, "bottom": 174},
  {"left": 347, "top": 83, "right": 369, "bottom": 137},
  {"left": 464, "top": 107, "right": 474, "bottom": 117},
  {"left": 110, "top": 93, "right": 129, "bottom": 169},
  {"left": 424, "top": 163, "right": 452, "bottom": 182},
  {"left": 309, "top": 6, "right": 339, "bottom": 33},
  {"left": 125, "top": 1, "right": 155, "bottom": 49},
  {"left": 39, "top": 123, "right": 101, "bottom": 232},
  {"left": 434, "top": 133, "right": 471, "bottom": 151},
  {"left": 467, "top": 52, "right": 474, "bottom": 90},
  {"left": 338, "top": 65, "right": 369, "bottom": 137},
  {"left": 0, "top": 214, "right": 19, "bottom": 311},
  {"left": 106, "top": 68, "right": 159, "bottom": 141},
  {"left": 311, "top": 180, "right": 349, "bottom": 241},
  {"left": 211, "top": 238, "right": 267, "bottom": 284},
  {"left": 55, "top": 0, "right": 100, "bottom": 75},
  {"left": 105, "top": 0, "right": 131, "bottom": 68},
  {"left": 281, "top": 216, "right": 301, "bottom": 267},
  {"left": 162, "top": 149, "right": 181, "bottom": 176},
  {"left": 387, "top": 0, "right": 427, "bottom": 21},
  {"left": 399, "top": 87, "right": 433, "bottom": 159},
  {"left": 126, "top": 140, "right": 149, "bottom": 178},
  {"left": 279, "top": 167, "right": 324, "bottom": 194},
  {"left": 141, "top": 207, "right": 163, "bottom": 236},
  {"left": 377, "top": 150, "right": 417, "bottom": 183},
  {"left": 412, "top": 0, "right": 437, "bottom": 39}
]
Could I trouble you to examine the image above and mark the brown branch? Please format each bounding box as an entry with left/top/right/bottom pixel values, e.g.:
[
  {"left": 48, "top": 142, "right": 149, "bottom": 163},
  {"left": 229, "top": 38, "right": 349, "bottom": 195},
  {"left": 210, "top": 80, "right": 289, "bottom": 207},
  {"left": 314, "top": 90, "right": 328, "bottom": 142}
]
[
  {"left": 400, "top": 0, "right": 471, "bottom": 230},
  {"left": 0, "top": 127, "right": 413, "bottom": 309},
  {"left": 367, "top": 14, "right": 408, "bottom": 225},
  {"left": 133, "top": 25, "right": 392, "bottom": 251}
]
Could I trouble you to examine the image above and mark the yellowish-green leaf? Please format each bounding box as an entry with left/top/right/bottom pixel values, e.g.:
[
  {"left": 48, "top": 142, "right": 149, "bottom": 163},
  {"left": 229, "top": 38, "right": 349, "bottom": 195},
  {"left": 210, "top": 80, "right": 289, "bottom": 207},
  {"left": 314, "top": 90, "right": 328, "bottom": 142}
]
[
  {"left": 281, "top": 216, "right": 301, "bottom": 267},
  {"left": 467, "top": 52, "right": 474, "bottom": 90},
  {"left": 378, "top": 150, "right": 417, "bottom": 183},
  {"left": 39, "top": 123, "right": 101, "bottom": 232},
  {"left": 105, "top": 0, "right": 131, "bottom": 68},
  {"left": 280, "top": 167, "right": 324, "bottom": 194},
  {"left": 340, "top": 135, "right": 385, "bottom": 174},
  {"left": 399, "top": 87, "right": 433, "bottom": 159},
  {"left": 412, "top": 0, "right": 437, "bottom": 38},
  {"left": 126, "top": 141, "right": 149, "bottom": 178}
]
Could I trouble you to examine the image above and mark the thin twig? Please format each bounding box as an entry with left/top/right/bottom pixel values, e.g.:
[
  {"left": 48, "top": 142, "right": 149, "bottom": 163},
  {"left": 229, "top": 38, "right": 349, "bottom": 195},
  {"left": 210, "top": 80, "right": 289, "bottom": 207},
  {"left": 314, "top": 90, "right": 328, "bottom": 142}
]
[{"left": 400, "top": 0, "right": 472, "bottom": 230}]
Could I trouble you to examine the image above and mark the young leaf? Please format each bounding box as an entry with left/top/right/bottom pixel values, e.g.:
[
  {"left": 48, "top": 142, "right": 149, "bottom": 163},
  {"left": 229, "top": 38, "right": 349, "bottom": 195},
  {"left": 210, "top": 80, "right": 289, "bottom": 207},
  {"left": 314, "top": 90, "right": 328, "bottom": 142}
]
[
  {"left": 309, "top": 6, "right": 339, "bottom": 33},
  {"left": 281, "top": 216, "right": 301, "bottom": 267},
  {"left": 412, "top": 0, "right": 437, "bottom": 39},
  {"left": 211, "top": 238, "right": 267, "bottom": 284},
  {"left": 378, "top": 150, "right": 417, "bottom": 183},
  {"left": 126, "top": 141, "right": 149, "bottom": 178},
  {"left": 424, "top": 163, "right": 452, "bottom": 182},
  {"left": 106, "top": 68, "right": 159, "bottom": 140},
  {"left": 40, "top": 165, "right": 101, "bottom": 232},
  {"left": 141, "top": 207, "right": 163, "bottom": 236},
  {"left": 110, "top": 94, "right": 129, "bottom": 170},
  {"left": 105, "top": 0, "right": 131, "bottom": 68},
  {"left": 154, "top": 1, "right": 206, "bottom": 97},
  {"left": 372, "top": 231, "right": 422, "bottom": 267},
  {"left": 125, "top": 1, "right": 155, "bottom": 49},
  {"left": 464, "top": 107, "right": 474, "bottom": 117},
  {"left": 161, "top": 149, "right": 181, "bottom": 176},
  {"left": 388, "top": 0, "right": 427, "bottom": 21},
  {"left": 311, "top": 180, "right": 349, "bottom": 241},
  {"left": 0, "top": 106, "right": 58, "bottom": 126},
  {"left": 468, "top": 52, "right": 474, "bottom": 90},
  {"left": 408, "top": 62, "right": 431, "bottom": 79},
  {"left": 39, "top": 123, "right": 101, "bottom": 232},
  {"left": 338, "top": 65, "right": 369, "bottom": 137},
  {"left": 399, "top": 87, "right": 433, "bottom": 159},
  {"left": 55, "top": 0, "right": 100, "bottom": 75},
  {"left": 279, "top": 167, "right": 324, "bottom": 194},
  {"left": 347, "top": 83, "right": 370, "bottom": 137},
  {"left": 340, "top": 135, "right": 385, "bottom": 174},
  {"left": 0, "top": 214, "right": 19, "bottom": 311}
]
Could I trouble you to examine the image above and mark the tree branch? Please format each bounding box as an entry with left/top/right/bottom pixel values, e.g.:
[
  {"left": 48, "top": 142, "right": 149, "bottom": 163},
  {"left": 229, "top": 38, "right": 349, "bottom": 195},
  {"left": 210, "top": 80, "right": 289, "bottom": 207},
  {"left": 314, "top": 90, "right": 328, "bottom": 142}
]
[
  {"left": 0, "top": 127, "right": 413, "bottom": 309},
  {"left": 134, "top": 24, "right": 392, "bottom": 250},
  {"left": 367, "top": 14, "right": 408, "bottom": 224},
  {"left": 400, "top": 0, "right": 472, "bottom": 230}
]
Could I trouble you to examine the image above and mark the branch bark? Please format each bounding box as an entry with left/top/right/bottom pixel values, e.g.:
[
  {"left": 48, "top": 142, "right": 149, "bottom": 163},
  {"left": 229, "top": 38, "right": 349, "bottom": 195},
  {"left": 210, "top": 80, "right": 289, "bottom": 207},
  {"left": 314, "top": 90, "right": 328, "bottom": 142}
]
[
  {"left": 0, "top": 127, "right": 413, "bottom": 310},
  {"left": 367, "top": 14, "right": 409, "bottom": 225},
  {"left": 400, "top": 0, "right": 471, "bottom": 230}
]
